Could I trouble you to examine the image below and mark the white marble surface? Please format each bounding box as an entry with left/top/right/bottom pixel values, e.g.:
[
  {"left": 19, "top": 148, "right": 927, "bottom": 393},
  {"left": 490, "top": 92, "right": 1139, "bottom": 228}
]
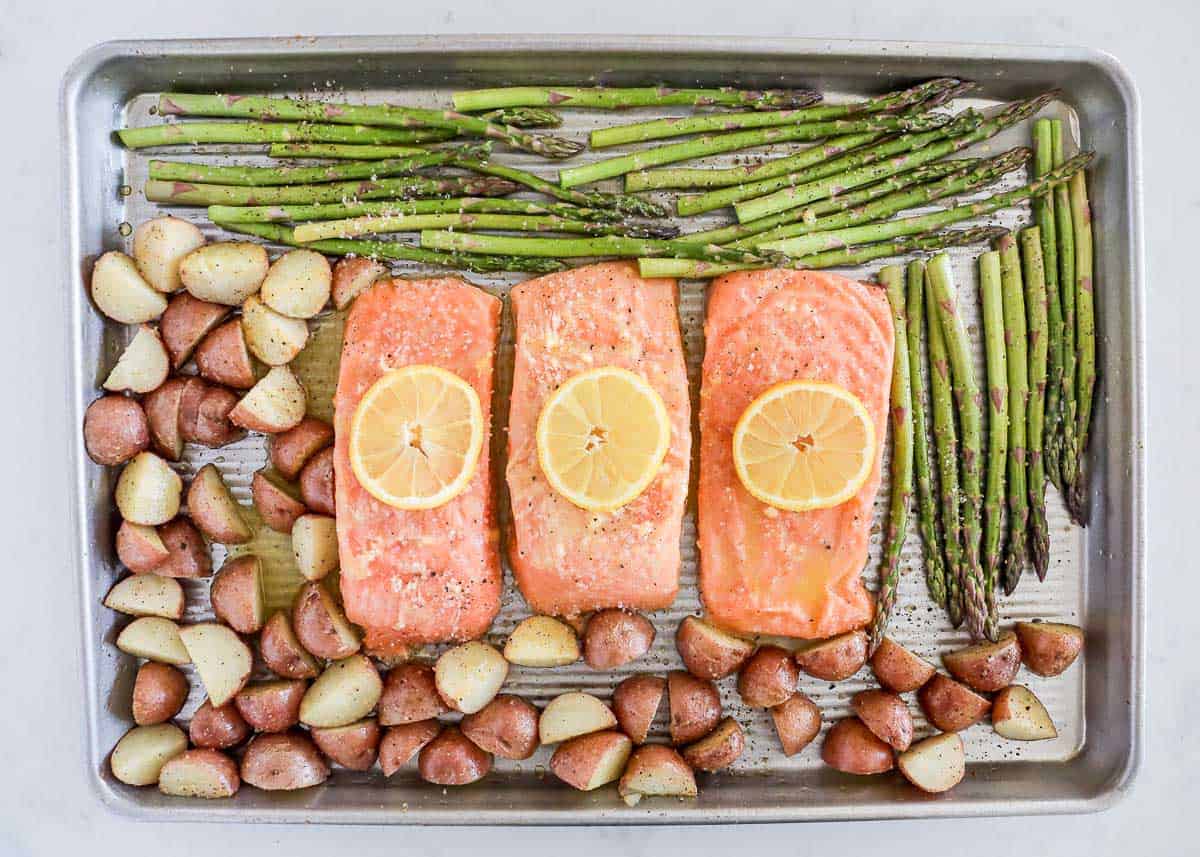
[{"left": 2, "top": 1, "right": 1189, "bottom": 854}]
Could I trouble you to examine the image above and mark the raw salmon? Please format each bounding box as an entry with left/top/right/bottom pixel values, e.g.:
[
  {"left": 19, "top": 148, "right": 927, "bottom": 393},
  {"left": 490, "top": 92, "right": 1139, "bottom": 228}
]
[
  {"left": 698, "top": 269, "right": 893, "bottom": 639},
  {"left": 334, "top": 278, "right": 501, "bottom": 654},
  {"left": 507, "top": 262, "right": 690, "bottom": 617}
]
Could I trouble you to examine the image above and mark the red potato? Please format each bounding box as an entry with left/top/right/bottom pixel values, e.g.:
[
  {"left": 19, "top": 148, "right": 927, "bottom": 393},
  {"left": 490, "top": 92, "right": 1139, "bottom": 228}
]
[
  {"left": 195, "top": 319, "right": 257, "bottom": 389},
  {"left": 379, "top": 721, "right": 441, "bottom": 776},
  {"left": 667, "top": 670, "right": 721, "bottom": 746},
  {"left": 115, "top": 521, "right": 170, "bottom": 573},
  {"left": 870, "top": 637, "right": 937, "bottom": 693},
  {"left": 132, "top": 215, "right": 206, "bottom": 294},
  {"left": 292, "top": 514, "right": 339, "bottom": 581},
  {"left": 115, "top": 452, "right": 182, "bottom": 526},
  {"left": 132, "top": 662, "right": 189, "bottom": 725},
  {"left": 84, "top": 395, "right": 149, "bottom": 466},
  {"left": 210, "top": 555, "right": 265, "bottom": 634},
  {"left": 155, "top": 517, "right": 211, "bottom": 579},
  {"left": 251, "top": 469, "right": 307, "bottom": 534},
  {"left": 682, "top": 717, "right": 745, "bottom": 772},
  {"left": 159, "top": 292, "right": 230, "bottom": 369},
  {"left": 821, "top": 717, "right": 895, "bottom": 775},
  {"left": 103, "top": 573, "right": 184, "bottom": 620},
  {"left": 181, "top": 242, "right": 269, "bottom": 306},
  {"left": 418, "top": 727, "right": 493, "bottom": 786},
  {"left": 674, "top": 616, "right": 755, "bottom": 680},
  {"left": 850, "top": 689, "right": 913, "bottom": 752},
  {"left": 261, "top": 248, "right": 332, "bottom": 319},
  {"left": 298, "top": 447, "right": 336, "bottom": 516},
  {"left": 582, "top": 609, "right": 655, "bottom": 669},
  {"left": 187, "top": 383, "right": 246, "bottom": 447},
  {"left": 618, "top": 745, "right": 697, "bottom": 806},
  {"left": 292, "top": 581, "right": 360, "bottom": 660},
  {"left": 992, "top": 685, "right": 1058, "bottom": 741},
  {"left": 235, "top": 680, "right": 307, "bottom": 733},
  {"left": 770, "top": 693, "right": 822, "bottom": 756},
  {"left": 795, "top": 630, "right": 869, "bottom": 682},
  {"left": 115, "top": 616, "right": 190, "bottom": 665},
  {"left": 158, "top": 748, "right": 240, "bottom": 799},
  {"left": 102, "top": 325, "right": 169, "bottom": 394},
  {"left": 189, "top": 699, "right": 251, "bottom": 749},
  {"left": 142, "top": 377, "right": 186, "bottom": 460},
  {"left": 550, "top": 730, "right": 633, "bottom": 791},
  {"left": 109, "top": 723, "right": 187, "bottom": 786},
  {"left": 331, "top": 256, "right": 387, "bottom": 310},
  {"left": 917, "top": 673, "right": 992, "bottom": 733},
  {"left": 379, "top": 662, "right": 450, "bottom": 725},
  {"left": 240, "top": 731, "right": 330, "bottom": 791},
  {"left": 259, "top": 611, "right": 321, "bottom": 679},
  {"left": 503, "top": 615, "right": 580, "bottom": 667},
  {"left": 187, "top": 464, "right": 252, "bottom": 544},
  {"left": 180, "top": 623, "right": 253, "bottom": 708},
  {"left": 612, "top": 674, "right": 666, "bottom": 745},
  {"left": 460, "top": 694, "right": 540, "bottom": 760},
  {"left": 90, "top": 251, "right": 168, "bottom": 324},
  {"left": 299, "top": 654, "right": 382, "bottom": 728},
  {"left": 230, "top": 366, "right": 307, "bottom": 434},
  {"left": 434, "top": 641, "right": 509, "bottom": 715},
  {"left": 241, "top": 294, "right": 310, "bottom": 366},
  {"left": 737, "top": 645, "right": 799, "bottom": 708},
  {"left": 539, "top": 692, "right": 618, "bottom": 745},
  {"left": 898, "top": 732, "right": 966, "bottom": 794},
  {"left": 1014, "top": 621, "right": 1084, "bottom": 677},
  {"left": 943, "top": 631, "right": 1023, "bottom": 693},
  {"left": 311, "top": 718, "right": 381, "bottom": 771},
  {"left": 270, "top": 417, "right": 334, "bottom": 481}
]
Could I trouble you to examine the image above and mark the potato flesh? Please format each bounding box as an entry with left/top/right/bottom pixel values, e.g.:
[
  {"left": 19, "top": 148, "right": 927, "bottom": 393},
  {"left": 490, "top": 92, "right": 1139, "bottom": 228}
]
[
  {"left": 538, "top": 692, "right": 617, "bottom": 744},
  {"left": 230, "top": 366, "right": 307, "bottom": 433},
  {"left": 503, "top": 616, "right": 579, "bottom": 667},
  {"left": 242, "top": 295, "right": 309, "bottom": 366},
  {"left": 292, "top": 514, "right": 339, "bottom": 581},
  {"left": 898, "top": 733, "right": 965, "bottom": 793},
  {"left": 300, "top": 654, "right": 382, "bottom": 728},
  {"left": 110, "top": 723, "right": 187, "bottom": 786},
  {"left": 103, "top": 325, "right": 170, "bottom": 394},
  {"left": 435, "top": 641, "right": 509, "bottom": 714},
  {"left": 116, "top": 616, "right": 190, "bottom": 665},
  {"left": 158, "top": 749, "right": 240, "bottom": 798},
  {"left": 181, "top": 242, "right": 269, "bottom": 305},
  {"left": 115, "top": 452, "right": 182, "bottom": 526},
  {"left": 261, "top": 249, "right": 332, "bottom": 319},
  {"left": 104, "top": 574, "right": 184, "bottom": 619},
  {"left": 179, "top": 623, "right": 252, "bottom": 707},
  {"left": 91, "top": 251, "right": 168, "bottom": 324},
  {"left": 133, "top": 216, "right": 206, "bottom": 294},
  {"left": 992, "top": 686, "right": 1058, "bottom": 740}
]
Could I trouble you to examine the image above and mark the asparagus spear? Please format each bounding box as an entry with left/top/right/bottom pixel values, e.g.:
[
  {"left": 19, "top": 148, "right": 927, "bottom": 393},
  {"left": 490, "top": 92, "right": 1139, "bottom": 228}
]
[
  {"left": 734, "top": 94, "right": 1055, "bottom": 223},
  {"left": 558, "top": 113, "right": 951, "bottom": 188},
  {"left": 996, "top": 234, "right": 1031, "bottom": 599},
  {"left": 450, "top": 85, "right": 822, "bottom": 112},
  {"left": 148, "top": 145, "right": 486, "bottom": 186},
  {"left": 906, "top": 261, "right": 948, "bottom": 608},
  {"left": 1021, "top": 228, "right": 1051, "bottom": 580},
  {"left": 1068, "top": 168, "right": 1097, "bottom": 525},
  {"left": 757, "top": 152, "right": 1094, "bottom": 256},
  {"left": 927, "top": 253, "right": 990, "bottom": 640},
  {"left": 1033, "top": 119, "right": 1065, "bottom": 492},
  {"left": 212, "top": 220, "right": 568, "bottom": 275},
  {"left": 589, "top": 78, "right": 964, "bottom": 147},
  {"left": 476, "top": 107, "right": 563, "bottom": 128},
  {"left": 291, "top": 212, "right": 667, "bottom": 243},
  {"left": 116, "top": 121, "right": 456, "bottom": 148},
  {"left": 157, "top": 93, "right": 584, "bottom": 159},
  {"left": 143, "top": 175, "right": 518, "bottom": 207},
  {"left": 1052, "top": 122, "right": 1079, "bottom": 495},
  {"left": 267, "top": 143, "right": 426, "bottom": 159},
  {"left": 206, "top": 197, "right": 623, "bottom": 224},
  {"left": 978, "top": 250, "right": 1009, "bottom": 604},
  {"left": 419, "top": 230, "right": 773, "bottom": 264},
  {"left": 869, "top": 265, "right": 915, "bottom": 654}
]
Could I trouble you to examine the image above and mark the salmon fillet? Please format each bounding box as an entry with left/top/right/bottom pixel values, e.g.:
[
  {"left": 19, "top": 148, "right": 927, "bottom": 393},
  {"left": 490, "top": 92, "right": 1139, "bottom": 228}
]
[
  {"left": 507, "top": 262, "right": 690, "bottom": 617},
  {"left": 334, "top": 278, "right": 501, "bottom": 653},
  {"left": 698, "top": 269, "right": 893, "bottom": 639}
]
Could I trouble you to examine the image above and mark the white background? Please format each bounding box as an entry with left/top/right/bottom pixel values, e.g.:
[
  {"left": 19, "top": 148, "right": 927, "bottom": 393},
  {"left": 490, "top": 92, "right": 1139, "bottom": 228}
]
[{"left": 2, "top": 1, "right": 1190, "bottom": 854}]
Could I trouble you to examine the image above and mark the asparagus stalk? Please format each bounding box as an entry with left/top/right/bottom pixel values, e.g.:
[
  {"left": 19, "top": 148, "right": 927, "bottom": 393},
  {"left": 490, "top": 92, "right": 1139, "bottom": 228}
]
[
  {"left": 589, "top": 78, "right": 965, "bottom": 147},
  {"left": 870, "top": 265, "right": 915, "bottom": 654},
  {"left": 476, "top": 107, "right": 563, "bottom": 128},
  {"left": 143, "top": 175, "right": 518, "bottom": 207},
  {"left": 157, "top": 93, "right": 584, "bottom": 159},
  {"left": 997, "top": 234, "right": 1030, "bottom": 599},
  {"left": 906, "top": 261, "right": 948, "bottom": 608},
  {"left": 927, "top": 253, "right": 990, "bottom": 640},
  {"left": 148, "top": 145, "right": 486, "bottom": 187},
  {"left": 558, "top": 113, "right": 952, "bottom": 189},
  {"left": 757, "top": 152, "right": 1094, "bottom": 256},
  {"left": 267, "top": 143, "right": 426, "bottom": 159},
  {"left": 450, "top": 85, "right": 823, "bottom": 112},
  {"left": 212, "top": 220, "right": 569, "bottom": 275},
  {"left": 419, "top": 230, "right": 772, "bottom": 264},
  {"left": 734, "top": 94, "right": 1055, "bottom": 223},
  {"left": 116, "top": 121, "right": 456, "bottom": 148},
  {"left": 206, "top": 196, "right": 623, "bottom": 224},
  {"left": 1067, "top": 169, "right": 1097, "bottom": 525},
  {"left": 1021, "top": 227, "right": 1052, "bottom": 580},
  {"left": 1052, "top": 122, "right": 1079, "bottom": 495},
  {"left": 978, "top": 250, "right": 1009, "bottom": 604},
  {"left": 291, "top": 212, "right": 666, "bottom": 243},
  {"left": 1033, "top": 119, "right": 1065, "bottom": 492}
]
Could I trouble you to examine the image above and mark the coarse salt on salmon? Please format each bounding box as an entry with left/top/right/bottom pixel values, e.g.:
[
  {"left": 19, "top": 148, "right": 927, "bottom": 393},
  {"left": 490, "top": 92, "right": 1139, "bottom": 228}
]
[
  {"left": 334, "top": 278, "right": 501, "bottom": 654},
  {"left": 507, "top": 262, "right": 690, "bottom": 617},
  {"left": 698, "top": 269, "right": 893, "bottom": 640}
]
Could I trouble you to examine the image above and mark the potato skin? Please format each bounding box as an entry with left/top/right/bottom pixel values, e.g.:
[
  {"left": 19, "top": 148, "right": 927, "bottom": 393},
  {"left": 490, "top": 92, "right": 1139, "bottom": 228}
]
[
  {"left": 618, "top": 744, "right": 697, "bottom": 803},
  {"left": 379, "top": 721, "right": 441, "bottom": 776},
  {"left": 187, "top": 383, "right": 246, "bottom": 448},
  {"left": 942, "top": 631, "right": 1023, "bottom": 692},
  {"left": 155, "top": 517, "right": 212, "bottom": 579},
  {"left": 1014, "top": 621, "right": 1084, "bottom": 677},
  {"left": 850, "top": 689, "right": 913, "bottom": 751},
  {"left": 582, "top": 609, "right": 655, "bottom": 669},
  {"left": 821, "top": 717, "right": 895, "bottom": 775},
  {"left": 84, "top": 395, "right": 150, "bottom": 466},
  {"left": 189, "top": 699, "right": 251, "bottom": 749},
  {"left": 770, "top": 693, "right": 822, "bottom": 756},
  {"left": 417, "top": 727, "right": 492, "bottom": 786},
  {"left": 292, "top": 581, "right": 360, "bottom": 660},
  {"left": 160, "top": 292, "right": 229, "bottom": 369},
  {"left": 194, "top": 319, "right": 257, "bottom": 389},
  {"left": 132, "top": 661, "right": 189, "bottom": 725},
  {"left": 612, "top": 674, "right": 666, "bottom": 745},
  {"left": 869, "top": 637, "right": 937, "bottom": 693},
  {"left": 795, "top": 630, "right": 869, "bottom": 682},
  {"left": 270, "top": 417, "right": 334, "bottom": 481},
  {"left": 240, "top": 731, "right": 330, "bottom": 791},
  {"left": 311, "top": 718, "right": 381, "bottom": 771},
  {"left": 251, "top": 470, "right": 307, "bottom": 534},
  {"left": 259, "top": 611, "right": 321, "bottom": 679},
  {"left": 550, "top": 730, "right": 633, "bottom": 791},
  {"left": 379, "top": 662, "right": 450, "bottom": 725},
  {"left": 917, "top": 673, "right": 991, "bottom": 733},
  {"left": 681, "top": 717, "right": 745, "bottom": 772},
  {"left": 737, "top": 645, "right": 799, "bottom": 708},
  {"left": 667, "top": 671, "right": 721, "bottom": 745},
  {"left": 234, "top": 680, "right": 307, "bottom": 733},
  {"left": 116, "top": 520, "right": 169, "bottom": 573},
  {"left": 142, "top": 377, "right": 187, "bottom": 461},
  {"left": 332, "top": 256, "right": 387, "bottom": 310},
  {"left": 674, "top": 616, "right": 755, "bottom": 680},
  {"left": 298, "top": 447, "right": 336, "bottom": 516},
  {"left": 460, "top": 694, "right": 539, "bottom": 760},
  {"left": 157, "top": 748, "right": 240, "bottom": 799},
  {"left": 187, "top": 464, "right": 252, "bottom": 545},
  {"left": 210, "top": 555, "right": 264, "bottom": 634}
]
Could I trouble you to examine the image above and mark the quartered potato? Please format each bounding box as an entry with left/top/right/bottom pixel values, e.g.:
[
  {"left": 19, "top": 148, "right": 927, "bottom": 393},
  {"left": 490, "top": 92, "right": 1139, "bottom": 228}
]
[
  {"left": 298, "top": 447, "right": 335, "bottom": 516},
  {"left": 503, "top": 615, "right": 579, "bottom": 667},
  {"left": 195, "top": 319, "right": 257, "bottom": 389},
  {"left": 259, "top": 611, "right": 321, "bottom": 680},
  {"left": 261, "top": 249, "right": 332, "bottom": 319},
  {"left": 292, "top": 581, "right": 360, "bottom": 660},
  {"left": 229, "top": 366, "right": 307, "bottom": 434},
  {"left": 180, "top": 378, "right": 245, "bottom": 447},
  {"left": 241, "top": 294, "right": 310, "bottom": 366},
  {"left": 270, "top": 417, "right": 333, "bottom": 480},
  {"left": 681, "top": 717, "right": 745, "bottom": 772},
  {"left": 379, "top": 721, "right": 441, "bottom": 776},
  {"left": 115, "top": 452, "right": 181, "bottom": 526},
  {"left": 210, "top": 555, "right": 265, "bottom": 634},
  {"left": 110, "top": 723, "right": 187, "bottom": 786},
  {"left": 331, "top": 256, "right": 387, "bottom": 310},
  {"left": 582, "top": 609, "right": 655, "bottom": 669},
  {"left": 84, "top": 395, "right": 150, "bottom": 466},
  {"left": 103, "top": 573, "right": 184, "bottom": 620},
  {"left": 292, "top": 514, "right": 339, "bottom": 581},
  {"left": 539, "top": 692, "right": 617, "bottom": 745},
  {"left": 1014, "top": 621, "right": 1084, "bottom": 677},
  {"left": 770, "top": 693, "right": 821, "bottom": 757},
  {"left": 675, "top": 616, "right": 755, "bottom": 680},
  {"left": 189, "top": 699, "right": 251, "bottom": 750},
  {"left": 240, "top": 731, "right": 329, "bottom": 791},
  {"left": 460, "top": 694, "right": 540, "bottom": 761},
  {"left": 311, "top": 718, "right": 381, "bottom": 771},
  {"left": 179, "top": 623, "right": 253, "bottom": 707},
  {"left": 795, "top": 630, "right": 869, "bottom": 682},
  {"left": 155, "top": 517, "right": 211, "bottom": 579},
  {"left": 114, "top": 520, "right": 169, "bottom": 573},
  {"left": 821, "top": 717, "right": 894, "bottom": 775},
  {"left": 103, "top": 325, "right": 169, "bottom": 394},
  {"left": 180, "top": 242, "right": 269, "bottom": 305},
  {"left": 435, "top": 641, "right": 509, "bottom": 714},
  {"left": 618, "top": 745, "right": 697, "bottom": 806},
  {"left": 917, "top": 673, "right": 991, "bottom": 733},
  {"left": 116, "top": 616, "right": 190, "bottom": 666},
  {"left": 142, "top": 377, "right": 187, "bottom": 460},
  {"left": 251, "top": 469, "right": 307, "bottom": 534},
  {"left": 379, "top": 663, "right": 450, "bottom": 725},
  {"left": 91, "top": 251, "right": 168, "bottom": 324},
  {"left": 898, "top": 732, "right": 966, "bottom": 794},
  {"left": 736, "top": 645, "right": 798, "bottom": 708},
  {"left": 131, "top": 662, "right": 189, "bottom": 725},
  {"left": 186, "top": 464, "right": 252, "bottom": 545},
  {"left": 158, "top": 748, "right": 240, "bottom": 799},
  {"left": 160, "top": 293, "right": 230, "bottom": 369},
  {"left": 992, "top": 685, "right": 1058, "bottom": 740},
  {"left": 612, "top": 674, "right": 666, "bottom": 745},
  {"left": 299, "top": 653, "right": 382, "bottom": 728},
  {"left": 850, "top": 689, "right": 913, "bottom": 752},
  {"left": 550, "top": 730, "right": 632, "bottom": 791},
  {"left": 417, "top": 727, "right": 492, "bottom": 786},
  {"left": 943, "top": 631, "right": 1022, "bottom": 693},
  {"left": 235, "top": 679, "right": 307, "bottom": 733},
  {"left": 870, "top": 637, "right": 937, "bottom": 693},
  {"left": 667, "top": 671, "right": 721, "bottom": 745},
  {"left": 132, "top": 215, "right": 206, "bottom": 294}
]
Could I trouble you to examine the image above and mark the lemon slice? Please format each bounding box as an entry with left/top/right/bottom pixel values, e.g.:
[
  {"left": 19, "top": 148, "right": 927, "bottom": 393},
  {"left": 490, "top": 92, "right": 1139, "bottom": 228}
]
[
  {"left": 349, "top": 365, "right": 484, "bottom": 510},
  {"left": 732, "top": 380, "right": 875, "bottom": 512},
  {"left": 536, "top": 366, "right": 671, "bottom": 512}
]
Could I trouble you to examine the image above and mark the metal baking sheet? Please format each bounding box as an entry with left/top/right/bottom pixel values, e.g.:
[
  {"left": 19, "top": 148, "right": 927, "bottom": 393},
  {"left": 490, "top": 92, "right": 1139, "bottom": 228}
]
[{"left": 61, "top": 35, "right": 1145, "bottom": 824}]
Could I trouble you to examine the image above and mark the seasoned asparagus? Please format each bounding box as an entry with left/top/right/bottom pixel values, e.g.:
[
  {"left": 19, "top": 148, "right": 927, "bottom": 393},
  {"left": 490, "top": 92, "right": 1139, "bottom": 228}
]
[
  {"left": 1033, "top": 119, "right": 1065, "bottom": 492},
  {"left": 1052, "top": 121, "right": 1079, "bottom": 495},
  {"left": 206, "top": 197, "right": 622, "bottom": 224},
  {"left": 997, "top": 234, "right": 1030, "bottom": 599},
  {"left": 978, "top": 250, "right": 1009, "bottom": 605},
  {"left": 476, "top": 107, "right": 563, "bottom": 128},
  {"left": 450, "top": 85, "right": 822, "bottom": 112},
  {"left": 116, "top": 121, "right": 456, "bottom": 148},
  {"left": 419, "top": 231, "right": 772, "bottom": 264},
  {"left": 1068, "top": 169, "right": 1097, "bottom": 526},
  {"left": 143, "top": 175, "right": 518, "bottom": 207},
  {"left": 291, "top": 212, "right": 666, "bottom": 242},
  {"left": 1021, "top": 227, "right": 1052, "bottom": 580},
  {"left": 267, "top": 143, "right": 426, "bottom": 159}
]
